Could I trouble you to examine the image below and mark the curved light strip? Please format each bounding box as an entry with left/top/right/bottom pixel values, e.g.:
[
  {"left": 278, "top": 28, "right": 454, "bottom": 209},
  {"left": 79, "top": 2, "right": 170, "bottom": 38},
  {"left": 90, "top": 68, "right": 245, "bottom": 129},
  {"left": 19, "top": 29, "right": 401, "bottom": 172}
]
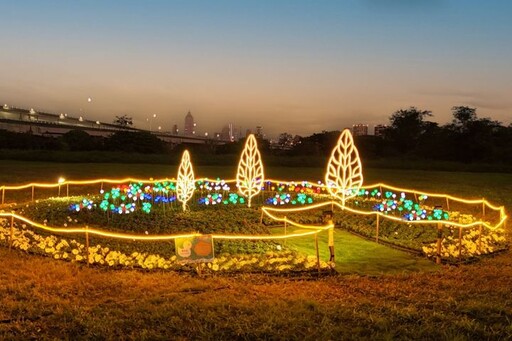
[
  {"left": 263, "top": 201, "right": 506, "bottom": 231},
  {"left": 0, "top": 178, "right": 507, "bottom": 232},
  {"left": 0, "top": 212, "right": 331, "bottom": 241}
]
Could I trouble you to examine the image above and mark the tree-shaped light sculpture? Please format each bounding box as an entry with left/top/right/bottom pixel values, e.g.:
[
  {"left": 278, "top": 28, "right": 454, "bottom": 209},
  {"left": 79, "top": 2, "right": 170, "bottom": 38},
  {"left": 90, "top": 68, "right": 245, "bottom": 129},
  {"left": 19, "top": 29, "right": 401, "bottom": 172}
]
[
  {"left": 325, "top": 129, "right": 363, "bottom": 207},
  {"left": 236, "top": 134, "right": 264, "bottom": 208},
  {"left": 176, "top": 150, "right": 195, "bottom": 211}
]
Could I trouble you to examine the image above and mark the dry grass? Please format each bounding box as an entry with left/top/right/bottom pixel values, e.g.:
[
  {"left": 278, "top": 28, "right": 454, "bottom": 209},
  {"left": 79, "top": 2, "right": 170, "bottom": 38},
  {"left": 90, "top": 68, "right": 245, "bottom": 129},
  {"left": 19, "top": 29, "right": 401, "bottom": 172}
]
[{"left": 1, "top": 247, "right": 511, "bottom": 340}]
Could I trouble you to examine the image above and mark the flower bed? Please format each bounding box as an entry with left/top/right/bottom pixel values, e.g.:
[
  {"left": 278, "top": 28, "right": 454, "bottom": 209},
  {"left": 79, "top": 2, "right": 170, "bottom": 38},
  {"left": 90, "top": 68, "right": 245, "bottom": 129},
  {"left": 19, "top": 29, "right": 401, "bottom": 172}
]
[
  {"left": 334, "top": 210, "right": 507, "bottom": 262},
  {"left": 2, "top": 179, "right": 507, "bottom": 267},
  {"left": 0, "top": 218, "right": 331, "bottom": 273}
]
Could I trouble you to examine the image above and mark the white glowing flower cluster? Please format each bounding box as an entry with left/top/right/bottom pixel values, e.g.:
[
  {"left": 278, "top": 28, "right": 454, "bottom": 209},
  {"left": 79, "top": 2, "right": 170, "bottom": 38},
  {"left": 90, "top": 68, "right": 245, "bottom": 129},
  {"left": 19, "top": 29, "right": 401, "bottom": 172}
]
[
  {"left": 199, "top": 180, "right": 230, "bottom": 192},
  {"left": 0, "top": 219, "right": 333, "bottom": 273},
  {"left": 422, "top": 227, "right": 506, "bottom": 259}
]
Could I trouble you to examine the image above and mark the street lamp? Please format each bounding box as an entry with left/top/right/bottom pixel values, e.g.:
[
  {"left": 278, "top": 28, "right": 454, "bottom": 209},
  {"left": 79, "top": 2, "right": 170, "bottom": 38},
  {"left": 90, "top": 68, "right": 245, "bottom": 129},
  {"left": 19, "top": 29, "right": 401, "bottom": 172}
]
[
  {"left": 58, "top": 177, "right": 66, "bottom": 197},
  {"left": 146, "top": 114, "right": 157, "bottom": 131}
]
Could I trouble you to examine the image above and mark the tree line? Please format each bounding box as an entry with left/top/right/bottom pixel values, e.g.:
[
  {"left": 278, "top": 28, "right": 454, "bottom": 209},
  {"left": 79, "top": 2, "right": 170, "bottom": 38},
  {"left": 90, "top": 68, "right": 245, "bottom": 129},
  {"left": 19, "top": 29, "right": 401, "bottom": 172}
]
[
  {"left": 281, "top": 106, "right": 512, "bottom": 165},
  {"left": 0, "top": 130, "right": 169, "bottom": 154},
  {"left": 0, "top": 105, "right": 510, "bottom": 165}
]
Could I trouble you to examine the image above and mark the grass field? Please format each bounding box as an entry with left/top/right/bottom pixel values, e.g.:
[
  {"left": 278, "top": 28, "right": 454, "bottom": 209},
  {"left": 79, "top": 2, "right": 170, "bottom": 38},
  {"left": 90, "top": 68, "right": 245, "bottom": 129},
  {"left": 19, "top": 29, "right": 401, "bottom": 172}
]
[
  {"left": 269, "top": 227, "right": 438, "bottom": 275},
  {"left": 1, "top": 160, "right": 511, "bottom": 339}
]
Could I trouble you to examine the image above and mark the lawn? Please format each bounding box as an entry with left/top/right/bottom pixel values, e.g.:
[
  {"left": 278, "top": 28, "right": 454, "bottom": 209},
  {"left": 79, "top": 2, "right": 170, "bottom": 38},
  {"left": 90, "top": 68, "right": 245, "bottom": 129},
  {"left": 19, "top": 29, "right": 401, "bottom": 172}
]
[
  {"left": 0, "top": 160, "right": 511, "bottom": 339},
  {"left": 269, "top": 227, "right": 438, "bottom": 275}
]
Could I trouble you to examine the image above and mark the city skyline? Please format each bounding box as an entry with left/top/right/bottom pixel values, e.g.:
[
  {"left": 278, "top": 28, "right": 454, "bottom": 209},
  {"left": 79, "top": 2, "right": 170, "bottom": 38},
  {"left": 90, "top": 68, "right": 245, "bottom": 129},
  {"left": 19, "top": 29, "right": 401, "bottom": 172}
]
[
  {"left": 1, "top": 1, "right": 511, "bottom": 137},
  {"left": 0, "top": 103, "right": 392, "bottom": 140}
]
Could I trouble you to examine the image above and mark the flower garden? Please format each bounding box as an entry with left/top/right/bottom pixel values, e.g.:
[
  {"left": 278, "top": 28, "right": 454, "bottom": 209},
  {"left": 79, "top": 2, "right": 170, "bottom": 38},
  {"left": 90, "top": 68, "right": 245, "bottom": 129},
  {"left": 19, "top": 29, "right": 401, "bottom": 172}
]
[{"left": 0, "top": 131, "right": 508, "bottom": 273}]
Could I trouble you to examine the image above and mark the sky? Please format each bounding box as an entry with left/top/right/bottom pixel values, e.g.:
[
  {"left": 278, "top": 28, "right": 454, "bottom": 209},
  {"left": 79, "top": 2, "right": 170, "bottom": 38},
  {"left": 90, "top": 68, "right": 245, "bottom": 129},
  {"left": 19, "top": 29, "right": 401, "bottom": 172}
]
[{"left": 1, "top": 0, "right": 511, "bottom": 137}]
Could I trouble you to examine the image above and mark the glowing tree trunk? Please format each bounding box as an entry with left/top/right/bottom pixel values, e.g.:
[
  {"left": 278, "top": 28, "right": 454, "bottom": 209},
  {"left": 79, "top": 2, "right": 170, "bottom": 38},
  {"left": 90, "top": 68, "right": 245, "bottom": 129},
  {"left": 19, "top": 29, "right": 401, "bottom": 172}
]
[
  {"left": 176, "top": 150, "right": 195, "bottom": 211},
  {"left": 236, "top": 134, "right": 264, "bottom": 208},
  {"left": 325, "top": 129, "right": 363, "bottom": 207}
]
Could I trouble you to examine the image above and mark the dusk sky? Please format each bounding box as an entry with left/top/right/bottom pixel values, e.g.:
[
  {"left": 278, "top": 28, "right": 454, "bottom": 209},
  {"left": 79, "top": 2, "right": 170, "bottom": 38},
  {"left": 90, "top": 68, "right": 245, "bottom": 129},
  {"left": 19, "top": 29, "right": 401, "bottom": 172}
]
[{"left": 1, "top": 0, "right": 511, "bottom": 137}]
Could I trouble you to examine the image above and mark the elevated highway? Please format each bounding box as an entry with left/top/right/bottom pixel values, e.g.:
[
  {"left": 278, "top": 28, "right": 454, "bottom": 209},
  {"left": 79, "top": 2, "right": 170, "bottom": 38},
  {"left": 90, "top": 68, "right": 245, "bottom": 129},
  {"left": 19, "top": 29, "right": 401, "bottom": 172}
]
[{"left": 0, "top": 106, "right": 224, "bottom": 145}]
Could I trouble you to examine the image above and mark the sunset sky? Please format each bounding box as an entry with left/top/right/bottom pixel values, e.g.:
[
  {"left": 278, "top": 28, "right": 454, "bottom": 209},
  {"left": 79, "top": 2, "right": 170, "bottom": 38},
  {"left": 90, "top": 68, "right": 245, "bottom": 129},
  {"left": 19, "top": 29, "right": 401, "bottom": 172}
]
[{"left": 1, "top": 0, "right": 511, "bottom": 137}]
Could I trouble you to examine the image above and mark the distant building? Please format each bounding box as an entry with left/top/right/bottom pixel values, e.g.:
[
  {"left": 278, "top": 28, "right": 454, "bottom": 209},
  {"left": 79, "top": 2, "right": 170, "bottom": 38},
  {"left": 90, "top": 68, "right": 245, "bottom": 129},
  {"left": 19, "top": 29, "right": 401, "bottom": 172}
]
[
  {"left": 255, "top": 126, "right": 264, "bottom": 139},
  {"left": 172, "top": 124, "right": 179, "bottom": 135},
  {"left": 232, "top": 126, "right": 241, "bottom": 141},
  {"left": 374, "top": 124, "right": 388, "bottom": 137},
  {"left": 184, "top": 111, "right": 195, "bottom": 136},
  {"left": 220, "top": 124, "right": 233, "bottom": 141},
  {"left": 352, "top": 124, "right": 368, "bottom": 136}
]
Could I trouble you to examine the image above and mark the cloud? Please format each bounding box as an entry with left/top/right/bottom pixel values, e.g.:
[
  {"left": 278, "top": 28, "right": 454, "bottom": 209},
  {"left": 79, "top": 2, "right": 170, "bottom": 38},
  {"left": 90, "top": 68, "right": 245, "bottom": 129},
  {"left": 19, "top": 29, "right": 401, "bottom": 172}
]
[{"left": 415, "top": 87, "right": 512, "bottom": 111}]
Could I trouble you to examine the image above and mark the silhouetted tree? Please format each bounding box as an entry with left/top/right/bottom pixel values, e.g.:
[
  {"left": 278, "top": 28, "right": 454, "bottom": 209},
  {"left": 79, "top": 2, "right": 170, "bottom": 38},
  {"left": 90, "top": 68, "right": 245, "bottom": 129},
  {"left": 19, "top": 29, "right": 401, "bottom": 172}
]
[
  {"left": 297, "top": 131, "right": 340, "bottom": 155},
  {"left": 108, "top": 131, "right": 166, "bottom": 153},
  {"left": 385, "top": 107, "right": 434, "bottom": 154},
  {"left": 61, "top": 130, "right": 96, "bottom": 151},
  {"left": 450, "top": 106, "right": 477, "bottom": 132},
  {"left": 113, "top": 115, "right": 133, "bottom": 127},
  {"left": 444, "top": 106, "right": 503, "bottom": 162}
]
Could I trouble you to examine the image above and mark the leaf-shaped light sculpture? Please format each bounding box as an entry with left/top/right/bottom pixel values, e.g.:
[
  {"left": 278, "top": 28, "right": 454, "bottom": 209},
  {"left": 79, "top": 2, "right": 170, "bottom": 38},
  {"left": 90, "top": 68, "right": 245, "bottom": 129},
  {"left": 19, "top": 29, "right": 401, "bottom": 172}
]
[
  {"left": 236, "top": 134, "right": 264, "bottom": 207},
  {"left": 325, "top": 129, "right": 363, "bottom": 207},
  {"left": 176, "top": 150, "right": 195, "bottom": 211}
]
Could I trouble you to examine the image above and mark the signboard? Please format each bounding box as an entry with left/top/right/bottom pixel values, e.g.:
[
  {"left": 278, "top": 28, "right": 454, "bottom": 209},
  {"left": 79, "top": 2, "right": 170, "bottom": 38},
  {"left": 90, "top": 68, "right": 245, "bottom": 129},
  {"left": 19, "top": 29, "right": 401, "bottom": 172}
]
[{"left": 175, "top": 235, "right": 214, "bottom": 263}]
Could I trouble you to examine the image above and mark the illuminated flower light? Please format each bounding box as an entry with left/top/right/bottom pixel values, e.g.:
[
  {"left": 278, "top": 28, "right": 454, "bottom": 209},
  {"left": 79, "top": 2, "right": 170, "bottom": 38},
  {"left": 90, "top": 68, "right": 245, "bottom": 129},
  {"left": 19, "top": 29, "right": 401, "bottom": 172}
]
[
  {"left": 227, "top": 193, "right": 237, "bottom": 204},
  {"left": 197, "top": 192, "right": 245, "bottom": 206},
  {"left": 199, "top": 180, "right": 213, "bottom": 191},
  {"left": 369, "top": 189, "right": 380, "bottom": 197},
  {"left": 373, "top": 198, "right": 400, "bottom": 212},
  {"left": 403, "top": 209, "right": 427, "bottom": 221},
  {"left": 111, "top": 188, "right": 121, "bottom": 199},
  {"left": 295, "top": 193, "right": 314, "bottom": 205},
  {"left": 357, "top": 189, "right": 366, "bottom": 196},
  {"left": 200, "top": 193, "right": 223, "bottom": 205},
  {"left": 265, "top": 192, "right": 314, "bottom": 206},
  {"left": 428, "top": 208, "right": 450, "bottom": 221},
  {"left": 154, "top": 195, "right": 176, "bottom": 203},
  {"left": 69, "top": 198, "right": 95, "bottom": 212},
  {"left": 142, "top": 202, "right": 152, "bottom": 213},
  {"left": 99, "top": 199, "right": 109, "bottom": 211},
  {"left": 223, "top": 193, "right": 244, "bottom": 205},
  {"left": 403, "top": 199, "right": 414, "bottom": 211},
  {"left": 128, "top": 182, "right": 143, "bottom": 197},
  {"left": 267, "top": 193, "right": 291, "bottom": 206},
  {"left": 115, "top": 203, "right": 135, "bottom": 214}
]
